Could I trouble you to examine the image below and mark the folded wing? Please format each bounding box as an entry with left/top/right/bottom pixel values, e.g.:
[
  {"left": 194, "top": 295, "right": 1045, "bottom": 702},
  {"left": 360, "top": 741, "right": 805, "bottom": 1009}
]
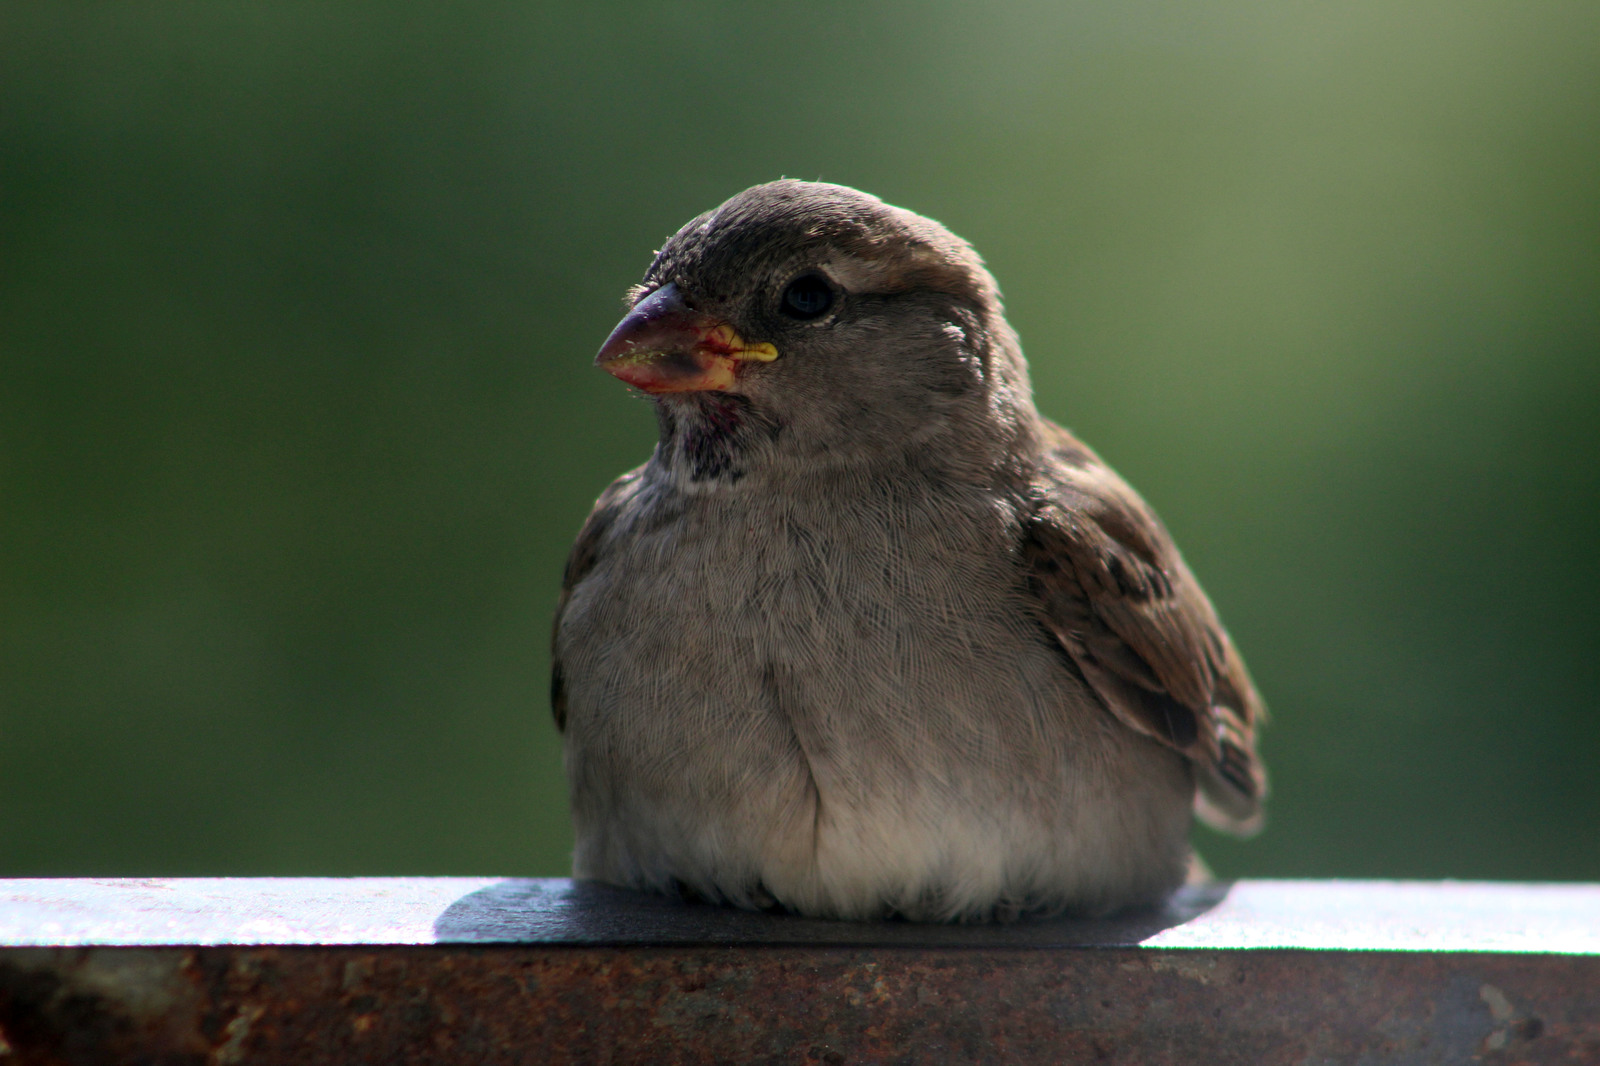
[{"left": 1021, "top": 424, "right": 1267, "bottom": 834}]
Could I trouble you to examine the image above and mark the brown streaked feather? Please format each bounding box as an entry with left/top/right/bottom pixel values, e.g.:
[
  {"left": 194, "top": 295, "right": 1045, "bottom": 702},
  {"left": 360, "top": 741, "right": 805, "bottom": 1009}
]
[
  {"left": 550, "top": 469, "right": 640, "bottom": 732},
  {"left": 1022, "top": 423, "right": 1267, "bottom": 834}
]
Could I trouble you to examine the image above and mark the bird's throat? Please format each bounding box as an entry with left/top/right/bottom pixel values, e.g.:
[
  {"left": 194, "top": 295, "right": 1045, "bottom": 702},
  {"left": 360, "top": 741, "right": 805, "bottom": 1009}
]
[{"left": 654, "top": 393, "right": 779, "bottom": 484}]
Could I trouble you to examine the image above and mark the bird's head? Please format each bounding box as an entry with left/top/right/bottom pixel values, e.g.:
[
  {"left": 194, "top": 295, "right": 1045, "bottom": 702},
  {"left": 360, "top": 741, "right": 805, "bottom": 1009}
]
[{"left": 595, "top": 180, "right": 1038, "bottom": 484}]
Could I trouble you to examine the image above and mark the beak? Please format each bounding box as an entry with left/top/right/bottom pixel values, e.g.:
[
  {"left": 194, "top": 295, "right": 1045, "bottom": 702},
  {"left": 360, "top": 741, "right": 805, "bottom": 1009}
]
[{"left": 595, "top": 282, "right": 778, "bottom": 394}]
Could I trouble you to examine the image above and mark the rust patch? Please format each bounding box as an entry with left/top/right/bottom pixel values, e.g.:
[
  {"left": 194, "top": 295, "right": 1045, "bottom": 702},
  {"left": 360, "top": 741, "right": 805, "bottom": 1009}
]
[{"left": 0, "top": 945, "right": 1596, "bottom": 1064}]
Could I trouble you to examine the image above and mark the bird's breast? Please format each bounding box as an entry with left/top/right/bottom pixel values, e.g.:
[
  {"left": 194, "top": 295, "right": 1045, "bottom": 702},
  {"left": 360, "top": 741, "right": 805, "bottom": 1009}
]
[
  {"left": 558, "top": 475, "right": 1096, "bottom": 803},
  {"left": 556, "top": 471, "right": 1192, "bottom": 918}
]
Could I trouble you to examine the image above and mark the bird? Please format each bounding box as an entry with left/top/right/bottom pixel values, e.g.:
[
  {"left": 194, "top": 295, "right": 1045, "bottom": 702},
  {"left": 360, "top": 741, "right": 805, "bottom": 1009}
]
[{"left": 551, "top": 180, "right": 1266, "bottom": 922}]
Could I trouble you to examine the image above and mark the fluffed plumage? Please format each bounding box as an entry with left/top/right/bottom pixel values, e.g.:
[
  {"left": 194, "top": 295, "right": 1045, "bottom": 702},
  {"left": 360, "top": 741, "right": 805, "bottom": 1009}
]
[{"left": 552, "top": 180, "right": 1265, "bottom": 921}]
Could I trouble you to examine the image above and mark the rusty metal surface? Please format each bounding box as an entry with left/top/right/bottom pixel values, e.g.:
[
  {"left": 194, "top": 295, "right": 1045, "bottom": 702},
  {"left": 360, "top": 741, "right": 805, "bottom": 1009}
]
[
  {"left": 2, "top": 943, "right": 1597, "bottom": 1064},
  {"left": 4, "top": 877, "right": 1600, "bottom": 952},
  {"left": 3, "top": 879, "right": 1599, "bottom": 1062}
]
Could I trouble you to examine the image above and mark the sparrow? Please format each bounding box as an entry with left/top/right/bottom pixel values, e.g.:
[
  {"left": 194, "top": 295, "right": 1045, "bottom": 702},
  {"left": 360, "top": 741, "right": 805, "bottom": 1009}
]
[{"left": 551, "top": 180, "right": 1265, "bottom": 921}]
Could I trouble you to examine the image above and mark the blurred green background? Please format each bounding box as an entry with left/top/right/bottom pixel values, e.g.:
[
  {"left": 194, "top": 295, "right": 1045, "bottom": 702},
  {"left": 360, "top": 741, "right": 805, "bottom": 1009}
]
[{"left": 3, "top": 1, "right": 1597, "bottom": 882}]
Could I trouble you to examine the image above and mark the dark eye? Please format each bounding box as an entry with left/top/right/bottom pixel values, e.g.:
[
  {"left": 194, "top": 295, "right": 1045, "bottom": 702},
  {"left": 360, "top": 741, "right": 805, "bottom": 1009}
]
[{"left": 780, "top": 274, "right": 834, "bottom": 320}]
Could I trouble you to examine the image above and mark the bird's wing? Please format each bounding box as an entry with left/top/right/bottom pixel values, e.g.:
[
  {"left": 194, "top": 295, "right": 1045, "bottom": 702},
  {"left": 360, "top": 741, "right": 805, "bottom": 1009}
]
[
  {"left": 550, "top": 468, "right": 641, "bottom": 732},
  {"left": 1021, "top": 423, "right": 1267, "bottom": 834}
]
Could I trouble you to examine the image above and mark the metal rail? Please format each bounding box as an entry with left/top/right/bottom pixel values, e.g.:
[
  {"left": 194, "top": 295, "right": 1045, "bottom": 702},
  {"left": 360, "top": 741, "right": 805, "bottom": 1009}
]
[{"left": 2, "top": 878, "right": 1596, "bottom": 1063}]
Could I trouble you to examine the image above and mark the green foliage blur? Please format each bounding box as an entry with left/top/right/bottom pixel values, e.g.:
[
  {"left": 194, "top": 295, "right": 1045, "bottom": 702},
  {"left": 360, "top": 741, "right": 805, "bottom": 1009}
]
[{"left": 3, "top": 2, "right": 1597, "bottom": 882}]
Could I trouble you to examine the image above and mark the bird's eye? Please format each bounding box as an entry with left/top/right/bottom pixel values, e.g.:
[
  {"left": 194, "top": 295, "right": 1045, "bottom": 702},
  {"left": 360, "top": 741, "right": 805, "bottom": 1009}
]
[{"left": 780, "top": 274, "right": 834, "bottom": 320}]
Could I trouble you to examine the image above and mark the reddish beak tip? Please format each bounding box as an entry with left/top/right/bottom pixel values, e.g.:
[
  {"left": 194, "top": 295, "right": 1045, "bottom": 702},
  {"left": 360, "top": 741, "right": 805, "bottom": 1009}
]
[
  {"left": 594, "top": 282, "right": 748, "bottom": 394},
  {"left": 595, "top": 282, "right": 777, "bottom": 394}
]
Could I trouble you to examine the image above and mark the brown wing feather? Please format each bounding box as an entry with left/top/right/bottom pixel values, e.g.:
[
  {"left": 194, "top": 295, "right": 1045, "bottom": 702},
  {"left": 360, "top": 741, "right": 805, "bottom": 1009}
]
[
  {"left": 1023, "top": 423, "right": 1267, "bottom": 834},
  {"left": 550, "top": 469, "right": 641, "bottom": 732}
]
